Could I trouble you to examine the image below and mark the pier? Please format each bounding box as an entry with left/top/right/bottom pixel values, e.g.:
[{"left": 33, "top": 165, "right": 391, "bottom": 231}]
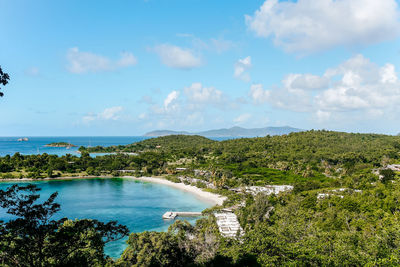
[{"left": 162, "top": 211, "right": 202, "bottom": 220}]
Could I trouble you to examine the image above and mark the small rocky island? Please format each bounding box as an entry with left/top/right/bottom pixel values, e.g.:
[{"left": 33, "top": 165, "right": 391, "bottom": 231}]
[{"left": 44, "top": 142, "right": 77, "bottom": 148}]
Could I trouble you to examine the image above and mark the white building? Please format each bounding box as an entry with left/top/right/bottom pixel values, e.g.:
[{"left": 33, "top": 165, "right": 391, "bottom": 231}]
[{"left": 214, "top": 212, "right": 244, "bottom": 238}]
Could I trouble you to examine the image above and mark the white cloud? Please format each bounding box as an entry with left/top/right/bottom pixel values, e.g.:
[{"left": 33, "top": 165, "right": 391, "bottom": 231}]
[
  {"left": 184, "top": 83, "right": 224, "bottom": 106},
  {"left": 245, "top": 0, "right": 400, "bottom": 53},
  {"left": 284, "top": 74, "right": 329, "bottom": 91},
  {"left": 154, "top": 44, "right": 202, "bottom": 69},
  {"left": 249, "top": 84, "right": 270, "bottom": 104},
  {"left": 315, "top": 110, "right": 331, "bottom": 122},
  {"left": 99, "top": 106, "right": 123, "bottom": 120},
  {"left": 234, "top": 113, "right": 252, "bottom": 124},
  {"left": 381, "top": 63, "right": 398, "bottom": 84},
  {"left": 82, "top": 106, "right": 123, "bottom": 124},
  {"left": 164, "top": 90, "right": 179, "bottom": 111},
  {"left": 142, "top": 83, "right": 234, "bottom": 130},
  {"left": 117, "top": 52, "right": 137, "bottom": 67},
  {"left": 234, "top": 56, "right": 252, "bottom": 82},
  {"left": 250, "top": 54, "right": 400, "bottom": 123},
  {"left": 67, "top": 47, "right": 137, "bottom": 74}
]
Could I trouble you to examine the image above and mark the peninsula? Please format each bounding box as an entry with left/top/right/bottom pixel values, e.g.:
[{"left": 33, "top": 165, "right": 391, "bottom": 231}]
[{"left": 44, "top": 142, "right": 77, "bottom": 148}]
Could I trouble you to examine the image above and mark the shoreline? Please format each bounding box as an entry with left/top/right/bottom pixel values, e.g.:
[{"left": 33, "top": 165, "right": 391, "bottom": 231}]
[
  {"left": 0, "top": 175, "right": 227, "bottom": 206},
  {"left": 128, "top": 176, "right": 227, "bottom": 206}
]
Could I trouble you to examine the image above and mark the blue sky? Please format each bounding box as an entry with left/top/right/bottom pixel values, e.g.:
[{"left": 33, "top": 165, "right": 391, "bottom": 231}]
[{"left": 1, "top": 0, "right": 400, "bottom": 136}]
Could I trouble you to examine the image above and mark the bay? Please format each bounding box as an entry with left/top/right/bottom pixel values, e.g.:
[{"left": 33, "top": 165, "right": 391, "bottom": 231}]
[{"left": 0, "top": 178, "right": 213, "bottom": 258}]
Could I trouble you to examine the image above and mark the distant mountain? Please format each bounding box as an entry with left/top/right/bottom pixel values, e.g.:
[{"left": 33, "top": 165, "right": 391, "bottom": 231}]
[
  {"left": 144, "top": 130, "right": 191, "bottom": 137},
  {"left": 144, "top": 126, "right": 303, "bottom": 137}
]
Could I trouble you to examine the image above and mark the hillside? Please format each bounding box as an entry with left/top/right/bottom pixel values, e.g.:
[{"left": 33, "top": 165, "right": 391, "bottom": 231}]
[
  {"left": 144, "top": 130, "right": 191, "bottom": 136},
  {"left": 2, "top": 130, "right": 400, "bottom": 266},
  {"left": 144, "top": 126, "right": 303, "bottom": 137},
  {"left": 79, "top": 130, "right": 400, "bottom": 186}
]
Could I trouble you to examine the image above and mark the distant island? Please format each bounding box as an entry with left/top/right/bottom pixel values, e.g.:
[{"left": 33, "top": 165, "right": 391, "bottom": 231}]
[
  {"left": 44, "top": 142, "right": 77, "bottom": 148},
  {"left": 144, "top": 126, "right": 303, "bottom": 137}
]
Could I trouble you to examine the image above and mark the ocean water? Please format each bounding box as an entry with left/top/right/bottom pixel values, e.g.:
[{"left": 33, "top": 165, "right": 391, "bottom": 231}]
[
  {"left": 0, "top": 178, "right": 213, "bottom": 258},
  {"left": 0, "top": 136, "right": 231, "bottom": 157},
  {"left": 0, "top": 136, "right": 150, "bottom": 157}
]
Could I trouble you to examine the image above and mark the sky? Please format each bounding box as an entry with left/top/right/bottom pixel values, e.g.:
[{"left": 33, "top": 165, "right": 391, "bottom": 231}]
[{"left": 1, "top": 0, "right": 400, "bottom": 136}]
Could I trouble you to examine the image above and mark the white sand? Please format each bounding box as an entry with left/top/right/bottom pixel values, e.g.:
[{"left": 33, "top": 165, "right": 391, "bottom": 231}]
[{"left": 125, "top": 176, "right": 227, "bottom": 206}]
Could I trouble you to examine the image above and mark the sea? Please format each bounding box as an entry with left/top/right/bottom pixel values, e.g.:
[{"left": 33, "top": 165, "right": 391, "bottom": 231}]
[
  {"left": 0, "top": 178, "right": 212, "bottom": 258},
  {"left": 0, "top": 136, "right": 227, "bottom": 258},
  {"left": 0, "top": 136, "right": 151, "bottom": 157},
  {"left": 0, "top": 136, "right": 230, "bottom": 157}
]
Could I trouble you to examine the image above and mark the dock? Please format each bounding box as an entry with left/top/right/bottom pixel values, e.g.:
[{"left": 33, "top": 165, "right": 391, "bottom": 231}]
[{"left": 162, "top": 211, "right": 202, "bottom": 220}]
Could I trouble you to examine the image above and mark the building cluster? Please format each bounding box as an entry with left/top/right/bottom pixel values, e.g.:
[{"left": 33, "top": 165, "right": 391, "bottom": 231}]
[
  {"left": 317, "top": 188, "right": 362, "bottom": 199},
  {"left": 214, "top": 212, "right": 243, "bottom": 238},
  {"left": 386, "top": 164, "right": 400, "bottom": 172},
  {"left": 231, "top": 185, "right": 293, "bottom": 196}
]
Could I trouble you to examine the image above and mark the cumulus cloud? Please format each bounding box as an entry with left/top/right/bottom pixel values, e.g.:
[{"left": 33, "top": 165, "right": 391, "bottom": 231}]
[
  {"left": 82, "top": 106, "right": 123, "bottom": 124},
  {"left": 163, "top": 90, "right": 179, "bottom": 111},
  {"left": 245, "top": 0, "right": 400, "bottom": 53},
  {"left": 285, "top": 74, "right": 329, "bottom": 91},
  {"left": 67, "top": 47, "right": 137, "bottom": 73},
  {"left": 154, "top": 44, "right": 202, "bottom": 69},
  {"left": 234, "top": 56, "right": 252, "bottom": 82},
  {"left": 184, "top": 83, "right": 224, "bottom": 107},
  {"left": 249, "top": 84, "right": 270, "bottom": 104},
  {"left": 116, "top": 52, "right": 137, "bottom": 67},
  {"left": 142, "top": 83, "right": 233, "bottom": 130},
  {"left": 250, "top": 54, "right": 400, "bottom": 122}
]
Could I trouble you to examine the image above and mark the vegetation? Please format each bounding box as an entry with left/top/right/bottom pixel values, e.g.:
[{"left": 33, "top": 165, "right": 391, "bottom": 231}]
[
  {"left": 45, "top": 142, "right": 77, "bottom": 147},
  {"left": 1, "top": 130, "right": 400, "bottom": 265},
  {"left": 0, "top": 66, "right": 10, "bottom": 97},
  {"left": 0, "top": 184, "right": 129, "bottom": 266}
]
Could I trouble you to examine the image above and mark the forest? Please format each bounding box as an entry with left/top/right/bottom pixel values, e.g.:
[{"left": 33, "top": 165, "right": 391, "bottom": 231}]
[{"left": 1, "top": 130, "right": 400, "bottom": 266}]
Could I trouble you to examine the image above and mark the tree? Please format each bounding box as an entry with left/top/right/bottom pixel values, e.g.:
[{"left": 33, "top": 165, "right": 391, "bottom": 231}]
[
  {"left": 0, "top": 66, "right": 10, "bottom": 97},
  {"left": 380, "top": 169, "right": 395, "bottom": 184},
  {"left": 0, "top": 184, "right": 129, "bottom": 266}
]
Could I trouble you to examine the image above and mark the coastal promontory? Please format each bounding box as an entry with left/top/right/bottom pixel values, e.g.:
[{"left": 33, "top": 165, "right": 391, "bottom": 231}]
[{"left": 44, "top": 142, "right": 77, "bottom": 148}]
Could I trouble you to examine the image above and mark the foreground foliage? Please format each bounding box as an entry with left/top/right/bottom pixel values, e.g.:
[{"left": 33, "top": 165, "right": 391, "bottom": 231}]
[{"left": 0, "top": 184, "right": 129, "bottom": 267}]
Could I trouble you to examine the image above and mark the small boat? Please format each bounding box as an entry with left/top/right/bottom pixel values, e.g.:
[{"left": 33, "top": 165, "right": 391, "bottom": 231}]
[{"left": 17, "top": 137, "right": 29, "bottom": 142}]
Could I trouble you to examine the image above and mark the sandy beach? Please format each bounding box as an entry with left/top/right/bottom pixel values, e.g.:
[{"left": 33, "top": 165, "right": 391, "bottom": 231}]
[
  {"left": 126, "top": 176, "right": 227, "bottom": 206},
  {"left": 0, "top": 175, "right": 227, "bottom": 206}
]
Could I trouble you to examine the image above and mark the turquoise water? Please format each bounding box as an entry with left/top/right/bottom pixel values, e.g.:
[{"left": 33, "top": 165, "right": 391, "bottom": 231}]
[
  {"left": 0, "top": 178, "right": 213, "bottom": 258},
  {"left": 0, "top": 136, "right": 150, "bottom": 157}
]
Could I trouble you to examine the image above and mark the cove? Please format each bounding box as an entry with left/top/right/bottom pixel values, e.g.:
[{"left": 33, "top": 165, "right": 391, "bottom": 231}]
[{"left": 0, "top": 178, "right": 213, "bottom": 258}]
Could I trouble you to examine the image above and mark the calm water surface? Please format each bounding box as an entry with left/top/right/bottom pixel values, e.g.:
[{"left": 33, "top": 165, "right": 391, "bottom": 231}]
[
  {"left": 0, "top": 136, "right": 150, "bottom": 157},
  {"left": 0, "top": 136, "right": 231, "bottom": 157},
  {"left": 0, "top": 178, "right": 213, "bottom": 258}
]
